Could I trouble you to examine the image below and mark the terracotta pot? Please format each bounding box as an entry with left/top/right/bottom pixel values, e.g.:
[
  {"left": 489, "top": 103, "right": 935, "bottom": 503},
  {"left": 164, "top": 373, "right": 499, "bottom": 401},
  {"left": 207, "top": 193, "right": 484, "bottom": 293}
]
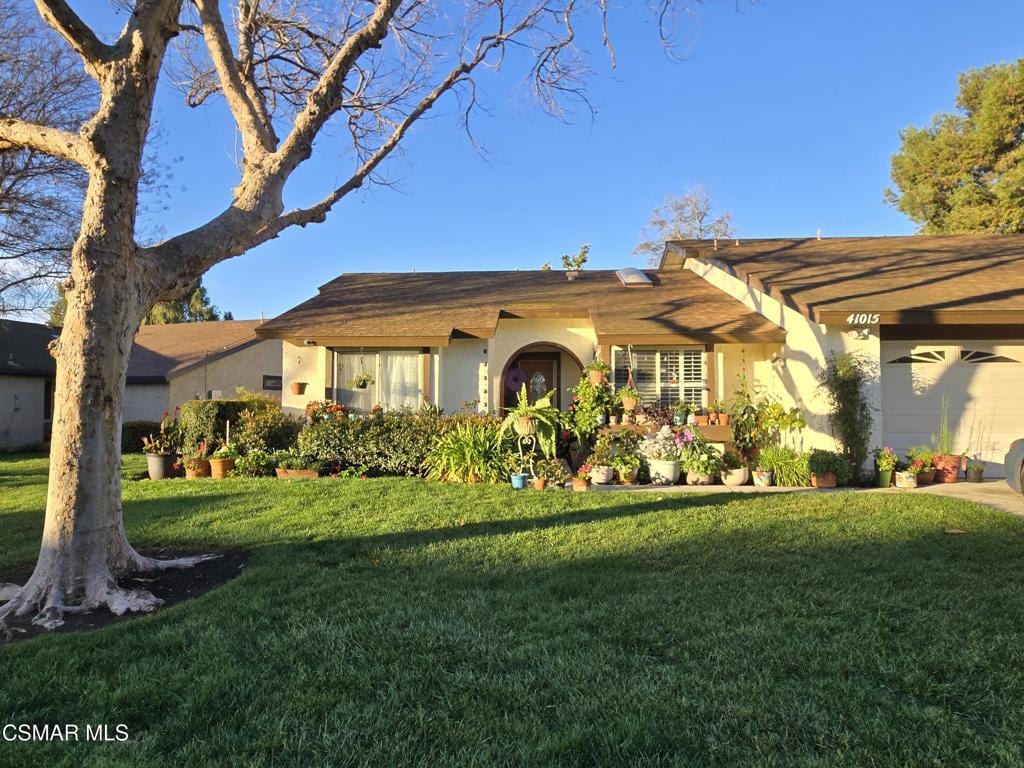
[
  {"left": 145, "top": 453, "right": 175, "bottom": 481},
  {"left": 916, "top": 468, "right": 936, "bottom": 485},
  {"left": 514, "top": 415, "right": 537, "bottom": 436},
  {"left": 810, "top": 472, "right": 837, "bottom": 488},
  {"left": 620, "top": 396, "right": 637, "bottom": 412},
  {"left": 185, "top": 459, "right": 211, "bottom": 479},
  {"left": 572, "top": 477, "right": 591, "bottom": 492},
  {"left": 587, "top": 369, "right": 607, "bottom": 385},
  {"left": 609, "top": 415, "right": 619, "bottom": 426},
  {"left": 209, "top": 457, "right": 235, "bottom": 479},
  {"left": 932, "top": 454, "right": 962, "bottom": 483},
  {"left": 532, "top": 477, "right": 548, "bottom": 491},
  {"left": 717, "top": 414, "right": 730, "bottom": 426},
  {"left": 290, "top": 381, "right": 307, "bottom": 395},
  {"left": 694, "top": 415, "right": 709, "bottom": 426}
]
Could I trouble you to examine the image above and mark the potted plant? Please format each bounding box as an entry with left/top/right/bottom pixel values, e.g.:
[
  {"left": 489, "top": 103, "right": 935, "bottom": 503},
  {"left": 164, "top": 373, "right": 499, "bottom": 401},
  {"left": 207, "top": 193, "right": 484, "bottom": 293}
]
[
  {"left": 906, "top": 446, "right": 936, "bottom": 485},
  {"left": 349, "top": 372, "right": 373, "bottom": 390},
  {"left": 289, "top": 381, "right": 308, "bottom": 395},
  {"left": 966, "top": 458, "right": 986, "bottom": 483},
  {"left": 561, "top": 242, "right": 589, "bottom": 281},
  {"left": 693, "top": 407, "right": 710, "bottom": 427},
  {"left": 894, "top": 468, "right": 918, "bottom": 489},
  {"left": 274, "top": 451, "right": 320, "bottom": 479},
  {"left": 587, "top": 437, "right": 615, "bottom": 484},
  {"left": 686, "top": 403, "right": 699, "bottom": 426},
  {"left": 720, "top": 450, "right": 750, "bottom": 486},
  {"left": 584, "top": 359, "right": 612, "bottom": 385},
  {"left": 616, "top": 385, "right": 640, "bottom": 412},
  {"left": 208, "top": 443, "right": 239, "bottom": 479},
  {"left": 639, "top": 425, "right": 682, "bottom": 485},
  {"left": 752, "top": 467, "right": 773, "bottom": 487},
  {"left": 611, "top": 452, "right": 640, "bottom": 484},
  {"left": 533, "top": 458, "right": 569, "bottom": 490},
  {"left": 500, "top": 383, "right": 560, "bottom": 457},
  {"left": 874, "top": 447, "right": 897, "bottom": 488},
  {"left": 182, "top": 440, "right": 211, "bottom": 479},
  {"left": 807, "top": 449, "right": 850, "bottom": 488},
  {"left": 931, "top": 396, "right": 962, "bottom": 483},
  {"left": 141, "top": 410, "right": 180, "bottom": 480},
  {"left": 672, "top": 402, "right": 688, "bottom": 426},
  {"left": 682, "top": 441, "right": 723, "bottom": 486},
  {"left": 709, "top": 399, "right": 730, "bottom": 427},
  {"left": 572, "top": 464, "right": 592, "bottom": 492}
]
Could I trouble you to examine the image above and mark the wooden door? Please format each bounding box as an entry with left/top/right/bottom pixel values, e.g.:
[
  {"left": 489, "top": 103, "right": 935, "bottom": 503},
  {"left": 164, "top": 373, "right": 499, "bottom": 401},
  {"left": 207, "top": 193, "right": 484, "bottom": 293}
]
[{"left": 512, "top": 356, "right": 558, "bottom": 407}]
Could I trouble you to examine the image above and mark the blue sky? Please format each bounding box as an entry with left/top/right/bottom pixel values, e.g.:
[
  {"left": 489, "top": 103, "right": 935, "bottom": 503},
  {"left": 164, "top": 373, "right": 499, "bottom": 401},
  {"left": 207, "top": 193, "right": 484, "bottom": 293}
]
[{"left": 92, "top": 1, "right": 1024, "bottom": 319}]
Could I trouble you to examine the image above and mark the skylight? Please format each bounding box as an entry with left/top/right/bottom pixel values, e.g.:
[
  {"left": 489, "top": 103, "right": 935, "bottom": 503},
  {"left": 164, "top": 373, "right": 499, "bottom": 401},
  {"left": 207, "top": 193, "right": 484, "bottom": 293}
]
[{"left": 615, "top": 268, "right": 654, "bottom": 287}]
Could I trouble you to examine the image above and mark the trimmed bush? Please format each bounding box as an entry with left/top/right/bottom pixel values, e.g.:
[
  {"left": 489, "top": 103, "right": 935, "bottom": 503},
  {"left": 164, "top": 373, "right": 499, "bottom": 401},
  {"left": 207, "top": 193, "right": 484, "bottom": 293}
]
[
  {"left": 121, "top": 421, "right": 160, "bottom": 454},
  {"left": 178, "top": 400, "right": 250, "bottom": 452},
  {"left": 235, "top": 406, "right": 303, "bottom": 453},
  {"left": 232, "top": 449, "right": 275, "bottom": 477}
]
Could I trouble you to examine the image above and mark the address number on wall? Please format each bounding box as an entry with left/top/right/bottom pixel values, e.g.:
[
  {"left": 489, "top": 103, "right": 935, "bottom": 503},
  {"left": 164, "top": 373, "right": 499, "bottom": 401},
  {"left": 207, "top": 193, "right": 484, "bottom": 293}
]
[{"left": 845, "top": 313, "right": 880, "bottom": 325}]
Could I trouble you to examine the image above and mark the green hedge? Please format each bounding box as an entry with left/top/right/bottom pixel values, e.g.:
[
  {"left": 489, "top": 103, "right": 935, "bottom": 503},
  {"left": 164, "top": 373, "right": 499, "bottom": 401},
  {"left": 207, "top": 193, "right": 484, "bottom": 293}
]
[
  {"left": 122, "top": 421, "right": 160, "bottom": 454},
  {"left": 297, "top": 412, "right": 501, "bottom": 477},
  {"left": 178, "top": 400, "right": 251, "bottom": 451}
]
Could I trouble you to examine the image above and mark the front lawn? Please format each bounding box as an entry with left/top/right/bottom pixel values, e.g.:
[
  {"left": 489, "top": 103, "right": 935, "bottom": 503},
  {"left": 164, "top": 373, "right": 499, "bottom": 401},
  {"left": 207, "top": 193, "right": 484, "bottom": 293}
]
[{"left": 3, "top": 454, "right": 1024, "bottom": 766}]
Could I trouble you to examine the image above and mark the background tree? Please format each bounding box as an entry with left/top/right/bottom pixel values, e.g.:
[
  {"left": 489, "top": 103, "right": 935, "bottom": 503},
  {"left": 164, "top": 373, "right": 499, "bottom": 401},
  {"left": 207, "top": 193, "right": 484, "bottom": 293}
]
[
  {"left": 49, "top": 278, "right": 224, "bottom": 325},
  {"left": 634, "top": 185, "right": 734, "bottom": 265},
  {"left": 885, "top": 59, "right": 1024, "bottom": 234},
  {"left": 0, "top": 0, "right": 714, "bottom": 629},
  {"left": 0, "top": 0, "right": 92, "bottom": 318}
]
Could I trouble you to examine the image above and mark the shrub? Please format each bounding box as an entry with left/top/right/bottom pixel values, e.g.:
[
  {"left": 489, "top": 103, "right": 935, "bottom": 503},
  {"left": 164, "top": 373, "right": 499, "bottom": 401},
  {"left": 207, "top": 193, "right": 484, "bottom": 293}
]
[
  {"left": 807, "top": 449, "right": 853, "bottom": 485},
  {"left": 534, "top": 457, "right": 570, "bottom": 484},
  {"left": 232, "top": 449, "right": 275, "bottom": 477},
  {"left": 122, "top": 421, "right": 159, "bottom": 453},
  {"left": 235, "top": 405, "right": 302, "bottom": 453},
  {"left": 817, "top": 352, "right": 873, "bottom": 480},
  {"left": 177, "top": 399, "right": 250, "bottom": 452},
  {"left": 423, "top": 421, "right": 509, "bottom": 484},
  {"left": 757, "top": 446, "right": 809, "bottom": 487},
  {"left": 721, "top": 450, "right": 746, "bottom": 470}
]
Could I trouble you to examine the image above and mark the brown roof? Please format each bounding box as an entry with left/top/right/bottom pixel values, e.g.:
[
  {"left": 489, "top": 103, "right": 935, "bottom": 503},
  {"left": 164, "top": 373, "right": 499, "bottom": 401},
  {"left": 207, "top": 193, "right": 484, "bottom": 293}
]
[
  {"left": 664, "top": 235, "right": 1024, "bottom": 324},
  {"left": 127, "top": 320, "right": 265, "bottom": 383},
  {"left": 256, "top": 270, "right": 786, "bottom": 345}
]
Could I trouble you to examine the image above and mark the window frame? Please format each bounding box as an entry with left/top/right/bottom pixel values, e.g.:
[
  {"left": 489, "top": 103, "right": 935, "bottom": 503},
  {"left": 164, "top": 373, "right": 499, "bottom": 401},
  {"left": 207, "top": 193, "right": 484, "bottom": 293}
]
[{"left": 610, "top": 345, "right": 707, "bottom": 408}]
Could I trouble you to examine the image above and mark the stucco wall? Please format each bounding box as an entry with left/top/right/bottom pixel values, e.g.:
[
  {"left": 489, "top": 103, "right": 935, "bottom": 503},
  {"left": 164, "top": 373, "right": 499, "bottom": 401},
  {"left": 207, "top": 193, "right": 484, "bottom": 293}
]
[
  {"left": 168, "top": 339, "right": 283, "bottom": 416},
  {"left": 690, "top": 259, "right": 882, "bottom": 452},
  {"left": 0, "top": 376, "right": 45, "bottom": 449},
  {"left": 281, "top": 341, "right": 329, "bottom": 417},
  {"left": 123, "top": 384, "right": 169, "bottom": 423},
  {"left": 438, "top": 339, "right": 488, "bottom": 413}
]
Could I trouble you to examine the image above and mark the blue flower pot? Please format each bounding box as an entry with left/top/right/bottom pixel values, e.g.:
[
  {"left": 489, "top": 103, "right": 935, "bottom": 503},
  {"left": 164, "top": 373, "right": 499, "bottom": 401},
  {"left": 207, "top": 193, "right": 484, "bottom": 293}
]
[{"left": 510, "top": 472, "right": 529, "bottom": 490}]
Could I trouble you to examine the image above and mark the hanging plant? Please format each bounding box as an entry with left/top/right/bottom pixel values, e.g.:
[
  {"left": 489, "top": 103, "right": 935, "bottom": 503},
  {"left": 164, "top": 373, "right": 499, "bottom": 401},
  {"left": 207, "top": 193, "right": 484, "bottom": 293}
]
[{"left": 350, "top": 372, "right": 374, "bottom": 389}]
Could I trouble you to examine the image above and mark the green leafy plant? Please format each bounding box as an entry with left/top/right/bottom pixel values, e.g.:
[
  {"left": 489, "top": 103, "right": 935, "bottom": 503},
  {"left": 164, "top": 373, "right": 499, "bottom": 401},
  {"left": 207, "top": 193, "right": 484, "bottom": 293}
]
[
  {"left": 123, "top": 421, "right": 160, "bottom": 454},
  {"left": 721, "top": 450, "right": 746, "bottom": 470},
  {"left": 757, "top": 446, "right": 810, "bottom": 487},
  {"left": 141, "top": 411, "right": 180, "bottom": 455},
  {"left": 499, "top": 384, "right": 560, "bottom": 458},
  {"left": 211, "top": 443, "right": 240, "bottom": 459},
  {"left": 610, "top": 452, "right": 640, "bottom": 471},
  {"left": 273, "top": 450, "right": 320, "bottom": 472},
  {"left": 931, "top": 394, "right": 955, "bottom": 456},
  {"left": 564, "top": 376, "right": 612, "bottom": 447},
  {"left": 178, "top": 399, "right": 253, "bottom": 453},
  {"left": 561, "top": 242, "right": 590, "bottom": 271},
  {"left": 533, "top": 458, "right": 570, "bottom": 484},
  {"left": 235, "top": 404, "right": 303, "bottom": 453},
  {"left": 424, "top": 421, "right": 509, "bottom": 484},
  {"left": 231, "top": 449, "right": 274, "bottom": 477},
  {"left": 615, "top": 385, "right": 641, "bottom": 407},
  {"left": 905, "top": 445, "right": 934, "bottom": 471},
  {"left": 682, "top": 443, "right": 724, "bottom": 475},
  {"left": 181, "top": 439, "right": 210, "bottom": 471},
  {"left": 807, "top": 449, "right": 852, "bottom": 485},
  {"left": 817, "top": 352, "right": 873, "bottom": 480},
  {"left": 874, "top": 447, "right": 899, "bottom": 472},
  {"left": 583, "top": 359, "right": 611, "bottom": 374},
  {"left": 967, "top": 458, "right": 987, "bottom": 471},
  {"left": 586, "top": 434, "right": 615, "bottom": 468}
]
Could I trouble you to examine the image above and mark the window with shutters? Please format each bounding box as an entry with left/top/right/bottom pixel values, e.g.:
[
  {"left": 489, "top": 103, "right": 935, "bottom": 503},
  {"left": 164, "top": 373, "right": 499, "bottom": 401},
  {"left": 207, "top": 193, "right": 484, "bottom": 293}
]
[{"left": 611, "top": 346, "right": 706, "bottom": 407}]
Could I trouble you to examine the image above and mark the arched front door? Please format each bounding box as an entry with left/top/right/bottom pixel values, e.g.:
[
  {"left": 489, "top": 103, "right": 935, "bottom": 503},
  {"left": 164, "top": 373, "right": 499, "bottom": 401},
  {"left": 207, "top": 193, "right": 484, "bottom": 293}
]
[{"left": 500, "top": 344, "right": 584, "bottom": 410}]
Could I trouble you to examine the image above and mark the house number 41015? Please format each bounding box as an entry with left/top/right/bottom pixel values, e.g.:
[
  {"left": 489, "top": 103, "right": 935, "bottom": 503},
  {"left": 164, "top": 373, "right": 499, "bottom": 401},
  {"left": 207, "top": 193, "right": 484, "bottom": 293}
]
[{"left": 845, "top": 313, "right": 880, "bottom": 325}]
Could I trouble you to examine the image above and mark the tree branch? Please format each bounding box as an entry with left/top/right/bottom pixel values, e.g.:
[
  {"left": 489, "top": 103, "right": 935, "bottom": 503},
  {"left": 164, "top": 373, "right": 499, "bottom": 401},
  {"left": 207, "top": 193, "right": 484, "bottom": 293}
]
[
  {"left": 33, "top": 0, "right": 115, "bottom": 66},
  {"left": 0, "top": 117, "right": 87, "bottom": 165}
]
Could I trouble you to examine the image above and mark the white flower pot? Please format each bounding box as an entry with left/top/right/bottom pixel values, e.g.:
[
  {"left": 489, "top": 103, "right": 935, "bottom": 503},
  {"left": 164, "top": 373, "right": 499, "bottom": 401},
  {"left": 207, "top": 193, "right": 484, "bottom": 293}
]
[
  {"left": 721, "top": 467, "right": 750, "bottom": 486},
  {"left": 648, "top": 459, "right": 680, "bottom": 485},
  {"left": 686, "top": 471, "right": 714, "bottom": 486},
  {"left": 590, "top": 465, "right": 614, "bottom": 484}
]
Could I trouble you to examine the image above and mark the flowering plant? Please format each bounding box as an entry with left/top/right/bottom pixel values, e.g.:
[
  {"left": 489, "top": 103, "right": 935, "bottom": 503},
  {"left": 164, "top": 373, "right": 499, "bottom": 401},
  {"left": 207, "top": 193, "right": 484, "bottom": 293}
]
[
  {"left": 141, "top": 410, "right": 180, "bottom": 455},
  {"left": 182, "top": 439, "right": 210, "bottom": 471},
  {"left": 305, "top": 400, "right": 348, "bottom": 424},
  {"left": 576, "top": 463, "right": 592, "bottom": 480},
  {"left": 875, "top": 446, "right": 898, "bottom": 472},
  {"left": 679, "top": 431, "right": 723, "bottom": 474},
  {"left": 639, "top": 426, "right": 683, "bottom": 462}
]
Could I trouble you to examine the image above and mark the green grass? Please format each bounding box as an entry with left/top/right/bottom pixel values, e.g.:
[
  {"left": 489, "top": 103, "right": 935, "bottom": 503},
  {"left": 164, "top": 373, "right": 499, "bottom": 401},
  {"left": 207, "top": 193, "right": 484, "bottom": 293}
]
[{"left": 3, "top": 454, "right": 1024, "bottom": 767}]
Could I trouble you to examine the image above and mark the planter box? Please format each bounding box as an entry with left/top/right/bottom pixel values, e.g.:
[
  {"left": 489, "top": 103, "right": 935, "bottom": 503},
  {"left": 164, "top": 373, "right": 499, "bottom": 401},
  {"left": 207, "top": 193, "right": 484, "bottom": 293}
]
[
  {"left": 810, "top": 472, "right": 837, "bottom": 488},
  {"left": 275, "top": 468, "right": 318, "bottom": 480},
  {"left": 895, "top": 471, "right": 918, "bottom": 489}
]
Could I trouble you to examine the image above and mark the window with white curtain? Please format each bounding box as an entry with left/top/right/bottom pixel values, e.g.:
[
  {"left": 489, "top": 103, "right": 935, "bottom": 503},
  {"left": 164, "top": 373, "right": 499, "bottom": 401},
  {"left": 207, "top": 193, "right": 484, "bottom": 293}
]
[
  {"left": 333, "top": 350, "right": 422, "bottom": 411},
  {"left": 611, "top": 346, "right": 706, "bottom": 407}
]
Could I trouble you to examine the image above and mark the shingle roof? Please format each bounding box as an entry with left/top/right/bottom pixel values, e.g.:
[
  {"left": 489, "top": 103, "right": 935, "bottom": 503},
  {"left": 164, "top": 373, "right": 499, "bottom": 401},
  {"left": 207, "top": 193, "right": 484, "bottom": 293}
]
[
  {"left": 256, "top": 270, "right": 786, "bottom": 345},
  {"left": 664, "top": 235, "right": 1024, "bottom": 324},
  {"left": 127, "top": 320, "right": 265, "bottom": 383},
  {"left": 0, "top": 320, "right": 59, "bottom": 377}
]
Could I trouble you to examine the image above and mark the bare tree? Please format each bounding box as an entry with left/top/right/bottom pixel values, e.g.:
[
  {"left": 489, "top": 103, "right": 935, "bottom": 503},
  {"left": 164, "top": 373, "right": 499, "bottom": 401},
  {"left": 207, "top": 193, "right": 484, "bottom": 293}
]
[
  {"left": 0, "top": 0, "right": 93, "bottom": 318},
  {"left": 634, "top": 185, "right": 734, "bottom": 265},
  {"left": 0, "top": 0, "right": 714, "bottom": 629}
]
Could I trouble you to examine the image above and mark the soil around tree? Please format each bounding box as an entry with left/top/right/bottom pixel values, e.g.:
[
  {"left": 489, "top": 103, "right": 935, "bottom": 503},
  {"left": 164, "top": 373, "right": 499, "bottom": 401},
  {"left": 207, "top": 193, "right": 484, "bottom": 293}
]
[{"left": 0, "top": 548, "right": 246, "bottom": 645}]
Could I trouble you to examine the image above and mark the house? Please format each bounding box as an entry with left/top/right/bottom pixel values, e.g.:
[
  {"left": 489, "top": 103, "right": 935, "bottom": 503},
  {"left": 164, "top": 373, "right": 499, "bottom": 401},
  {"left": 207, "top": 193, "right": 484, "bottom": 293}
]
[
  {"left": 124, "top": 320, "right": 283, "bottom": 422},
  {"left": 0, "top": 319, "right": 59, "bottom": 449},
  {"left": 0, "top": 319, "right": 282, "bottom": 449},
  {"left": 258, "top": 234, "right": 1024, "bottom": 478}
]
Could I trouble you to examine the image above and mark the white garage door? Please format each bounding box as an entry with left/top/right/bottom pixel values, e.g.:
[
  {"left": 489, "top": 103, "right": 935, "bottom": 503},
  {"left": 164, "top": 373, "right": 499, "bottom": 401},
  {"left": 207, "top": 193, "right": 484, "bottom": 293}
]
[{"left": 881, "top": 341, "right": 1024, "bottom": 478}]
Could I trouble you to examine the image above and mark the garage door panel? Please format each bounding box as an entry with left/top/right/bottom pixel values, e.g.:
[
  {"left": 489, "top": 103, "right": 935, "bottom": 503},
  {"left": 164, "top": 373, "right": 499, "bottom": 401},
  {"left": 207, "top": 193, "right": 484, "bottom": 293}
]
[{"left": 882, "top": 340, "right": 1024, "bottom": 479}]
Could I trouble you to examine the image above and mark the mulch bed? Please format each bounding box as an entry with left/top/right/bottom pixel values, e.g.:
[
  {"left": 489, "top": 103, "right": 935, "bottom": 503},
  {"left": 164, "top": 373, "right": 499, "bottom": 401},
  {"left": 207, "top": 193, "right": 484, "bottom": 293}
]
[{"left": 0, "top": 548, "right": 247, "bottom": 645}]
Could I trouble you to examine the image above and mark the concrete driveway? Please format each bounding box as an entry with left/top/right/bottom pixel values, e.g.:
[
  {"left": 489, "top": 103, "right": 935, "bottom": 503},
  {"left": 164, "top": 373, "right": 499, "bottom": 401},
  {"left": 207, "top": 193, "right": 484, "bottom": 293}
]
[{"left": 909, "top": 479, "right": 1024, "bottom": 517}]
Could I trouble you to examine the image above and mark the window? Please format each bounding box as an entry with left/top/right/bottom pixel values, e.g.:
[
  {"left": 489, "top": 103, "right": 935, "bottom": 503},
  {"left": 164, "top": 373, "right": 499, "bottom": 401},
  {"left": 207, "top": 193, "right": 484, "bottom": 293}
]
[
  {"left": 611, "top": 347, "right": 705, "bottom": 407},
  {"left": 333, "top": 350, "right": 422, "bottom": 411}
]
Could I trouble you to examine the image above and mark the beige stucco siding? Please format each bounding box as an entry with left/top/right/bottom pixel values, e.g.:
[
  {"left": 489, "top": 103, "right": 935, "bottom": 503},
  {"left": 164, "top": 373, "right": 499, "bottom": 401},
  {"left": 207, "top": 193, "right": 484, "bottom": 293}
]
[
  {"left": 439, "top": 339, "right": 488, "bottom": 413},
  {"left": 169, "top": 339, "right": 283, "bottom": 413},
  {"left": 689, "top": 259, "right": 883, "bottom": 452},
  {"left": 0, "top": 376, "right": 45, "bottom": 449},
  {"left": 281, "top": 342, "right": 330, "bottom": 416},
  {"left": 123, "top": 384, "right": 170, "bottom": 423}
]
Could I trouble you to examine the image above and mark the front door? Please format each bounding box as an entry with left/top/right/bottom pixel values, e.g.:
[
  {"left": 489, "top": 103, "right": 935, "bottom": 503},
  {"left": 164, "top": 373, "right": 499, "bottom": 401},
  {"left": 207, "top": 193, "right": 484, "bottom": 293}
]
[{"left": 511, "top": 356, "right": 558, "bottom": 407}]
